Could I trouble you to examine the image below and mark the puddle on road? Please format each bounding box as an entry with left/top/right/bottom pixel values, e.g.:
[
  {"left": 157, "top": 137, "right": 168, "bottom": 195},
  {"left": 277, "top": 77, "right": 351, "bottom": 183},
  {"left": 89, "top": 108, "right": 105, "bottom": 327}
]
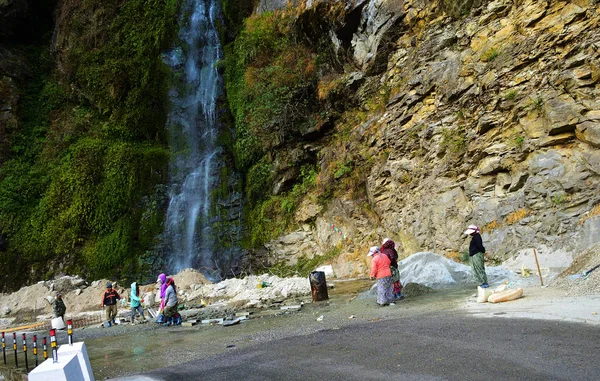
[{"left": 329, "top": 278, "right": 373, "bottom": 295}]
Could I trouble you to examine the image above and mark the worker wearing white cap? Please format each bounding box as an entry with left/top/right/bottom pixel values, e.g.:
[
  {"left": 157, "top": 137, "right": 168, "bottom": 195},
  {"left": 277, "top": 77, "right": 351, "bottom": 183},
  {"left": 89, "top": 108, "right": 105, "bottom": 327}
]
[{"left": 465, "top": 225, "right": 489, "bottom": 288}]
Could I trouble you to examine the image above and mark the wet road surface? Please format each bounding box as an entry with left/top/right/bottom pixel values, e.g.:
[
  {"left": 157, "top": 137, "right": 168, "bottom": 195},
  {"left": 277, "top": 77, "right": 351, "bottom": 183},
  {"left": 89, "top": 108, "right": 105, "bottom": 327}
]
[{"left": 110, "top": 313, "right": 600, "bottom": 381}]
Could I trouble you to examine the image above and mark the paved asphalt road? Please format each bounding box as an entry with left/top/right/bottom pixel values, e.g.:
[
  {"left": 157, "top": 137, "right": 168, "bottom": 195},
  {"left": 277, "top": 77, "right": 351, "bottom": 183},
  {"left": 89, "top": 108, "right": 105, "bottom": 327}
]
[{"left": 116, "top": 313, "right": 600, "bottom": 381}]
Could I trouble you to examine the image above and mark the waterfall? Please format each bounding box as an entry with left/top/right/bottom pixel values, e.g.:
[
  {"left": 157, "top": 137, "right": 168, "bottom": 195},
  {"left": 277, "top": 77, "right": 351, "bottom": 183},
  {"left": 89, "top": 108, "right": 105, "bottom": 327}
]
[{"left": 163, "top": 0, "right": 223, "bottom": 274}]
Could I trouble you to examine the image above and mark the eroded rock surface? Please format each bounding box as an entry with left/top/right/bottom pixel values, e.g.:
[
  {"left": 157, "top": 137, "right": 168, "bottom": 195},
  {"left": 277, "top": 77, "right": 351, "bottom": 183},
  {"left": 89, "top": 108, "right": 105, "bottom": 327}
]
[{"left": 262, "top": 0, "right": 600, "bottom": 278}]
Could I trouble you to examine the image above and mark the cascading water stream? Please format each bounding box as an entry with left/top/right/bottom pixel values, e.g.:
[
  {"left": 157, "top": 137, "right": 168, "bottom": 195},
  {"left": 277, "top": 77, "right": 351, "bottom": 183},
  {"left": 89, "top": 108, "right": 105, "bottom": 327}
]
[{"left": 163, "top": 0, "right": 223, "bottom": 274}]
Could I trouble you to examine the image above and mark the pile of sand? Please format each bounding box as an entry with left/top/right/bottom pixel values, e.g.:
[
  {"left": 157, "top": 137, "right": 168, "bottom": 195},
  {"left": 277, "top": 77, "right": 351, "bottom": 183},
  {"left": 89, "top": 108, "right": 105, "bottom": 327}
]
[{"left": 171, "top": 268, "right": 211, "bottom": 291}]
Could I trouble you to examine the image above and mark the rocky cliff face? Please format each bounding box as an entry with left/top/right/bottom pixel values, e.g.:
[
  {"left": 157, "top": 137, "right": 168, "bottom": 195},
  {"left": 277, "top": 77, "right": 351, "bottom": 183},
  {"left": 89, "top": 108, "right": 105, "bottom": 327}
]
[{"left": 260, "top": 0, "right": 600, "bottom": 277}]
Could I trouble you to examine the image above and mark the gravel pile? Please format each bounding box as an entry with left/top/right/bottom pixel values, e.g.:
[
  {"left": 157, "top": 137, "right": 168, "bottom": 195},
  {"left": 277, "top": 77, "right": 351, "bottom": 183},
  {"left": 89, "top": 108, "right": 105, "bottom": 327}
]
[
  {"left": 398, "top": 252, "right": 516, "bottom": 288},
  {"left": 551, "top": 244, "right": 600, "bottom": 297}
]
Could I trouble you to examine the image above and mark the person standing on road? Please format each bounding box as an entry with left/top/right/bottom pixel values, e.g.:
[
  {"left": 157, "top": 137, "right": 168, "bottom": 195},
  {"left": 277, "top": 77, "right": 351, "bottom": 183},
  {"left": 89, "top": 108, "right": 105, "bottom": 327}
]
[
  {"left": 368, "top": 246, "right": 395, "bottom": 306},
  {"left": 101, "top": 282, "right": 121, "bottom": 327},
  {"left": 465, "top": 225, "right": 489, "bottom": 288},
  {"left": 52, "top": 292, "right": 67, "bottom": 321},
  {"left": 381, "top": 238, "right": 404, "bottom": 300},
  {"left": 130, "top": 281, "right": 146, "bottom": 324}
]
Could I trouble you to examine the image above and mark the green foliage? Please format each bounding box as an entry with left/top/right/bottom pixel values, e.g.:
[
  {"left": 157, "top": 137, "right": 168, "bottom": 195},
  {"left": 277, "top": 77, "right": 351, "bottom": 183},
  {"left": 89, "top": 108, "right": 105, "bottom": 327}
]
[
  {"left": 513, "top": 135, "right": 525, "bottom": 150},
  {"left": 246, "top": 160, "right": 273, "bottom": 204},
  {"left": 440, "top": 126, "right": 467, "bottom": 154},
  {"left": 224, "top": 10, "right": 319, "bottom": 171},
  {"left": 269, "top": 246, "right": 342, "bottom": 278},
  {"left": 531, "top": 95, "right": 544, "bottom": 110},
  {"left": 0, "top": 0, "right": 177, "bottom": 290},
  {"left": 504, "top": 89, "right": 518, "bottom": 101},
  {"left": 481, "top": 47, "right": 500, "bottom": 62},
  {"left": 66, "top": 0, "right": 178, "bottom": 141},
  {"left": 363, "top": 84, "right": 391, "bottom": 113},
  {"left": 439, "top": 0, "right": 483, "bottom": 19},
  {"left": 220, "top": 0, "right": 259, "bottom": 41},
  {"left": 245, "top": 165, "right": 318, "bottom": 248},
  {"left": 551, "top": 193, "right": 569, "bottom": 206},
  {"left": 223, "top": 9, "right": 329, "bottom": 252},
  {"left": 333, "top": 161, "right": 353, "bottom": 179}
]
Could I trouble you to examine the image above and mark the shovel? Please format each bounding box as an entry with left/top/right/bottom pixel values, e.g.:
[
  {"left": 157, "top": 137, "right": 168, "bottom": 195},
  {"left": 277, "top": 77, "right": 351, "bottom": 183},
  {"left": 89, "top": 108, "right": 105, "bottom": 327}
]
[{"left": 567, "top": 264, "right": 600, "bottom": 280}]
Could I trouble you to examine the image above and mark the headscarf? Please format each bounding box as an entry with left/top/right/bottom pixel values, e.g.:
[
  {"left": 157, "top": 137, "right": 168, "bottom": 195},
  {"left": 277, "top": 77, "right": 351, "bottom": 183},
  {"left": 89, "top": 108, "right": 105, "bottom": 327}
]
[
  {"left": 381, "top": 239, "right": 398, "bottom": 267},
  {"left": 158, "top": 273, "right": 167, "bottom": 298},
  {"left": 166, "top": 277, "right": 176, "bottom": 293}
]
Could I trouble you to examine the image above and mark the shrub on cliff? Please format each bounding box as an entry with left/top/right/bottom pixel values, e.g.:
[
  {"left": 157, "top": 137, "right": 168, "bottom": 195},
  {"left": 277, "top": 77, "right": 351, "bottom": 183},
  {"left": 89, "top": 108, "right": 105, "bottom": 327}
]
[{"left": 224, "top": 10, "right": 318, "bottom": 171}]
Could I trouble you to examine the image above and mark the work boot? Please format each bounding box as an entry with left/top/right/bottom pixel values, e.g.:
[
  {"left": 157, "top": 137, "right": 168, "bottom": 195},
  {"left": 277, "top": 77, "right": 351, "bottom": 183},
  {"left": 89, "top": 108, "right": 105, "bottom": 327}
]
[{"left": 105, "top": 321, "right": 112, "bottom": 328}]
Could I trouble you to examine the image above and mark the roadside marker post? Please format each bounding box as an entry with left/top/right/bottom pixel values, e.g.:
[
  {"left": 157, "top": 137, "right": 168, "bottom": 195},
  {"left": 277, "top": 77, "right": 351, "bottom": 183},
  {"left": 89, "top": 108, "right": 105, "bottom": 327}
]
[
  {"left": 42, "top": 337, "right": 48, "bottom": 360},
  {"left": 50, "top": 329, "right": 58, "bottom": 363},
  {"left": 13, "top": 332, "right": 18, "bottom": 367},
  {"left": 67, "top": 319, "right": 73, "bottom": 345},
  {"left": 1, "top": 332, "right": 6, "bottom": 365},
  {"left": 33, "top": 334, "right": 38, "bottom": 367},
  {"left": 22, "top": 333, "right": 29, "bottom": 372}
]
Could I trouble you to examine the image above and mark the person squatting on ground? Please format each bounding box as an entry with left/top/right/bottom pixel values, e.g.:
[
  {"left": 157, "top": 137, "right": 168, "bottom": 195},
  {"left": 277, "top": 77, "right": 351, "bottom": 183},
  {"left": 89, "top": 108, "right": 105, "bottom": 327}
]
[
  {"left": 52, "top": 292, "right": 66, "bottom": 321},
  {"left": 162, "top": 277, "right": 179, "bottom": 326},
  {"left": 381, "top": 238, "right": 404, "bottom": 300},
  {"left": 465, "top": 225, "right": 489, "bottom": 288},
  {"left": 130, "top": 281, "right": 146, "bottom": 324},
  {"left": 101, "top": 282, "right": 121, "bottom": 327},
  {"left": 369, "top": 246, "right": 396, "bottom": 306}
]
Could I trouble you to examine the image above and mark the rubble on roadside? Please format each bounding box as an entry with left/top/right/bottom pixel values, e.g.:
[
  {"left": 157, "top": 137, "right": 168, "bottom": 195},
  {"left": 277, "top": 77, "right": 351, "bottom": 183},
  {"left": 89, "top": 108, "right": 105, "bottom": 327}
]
[
  {"left": 551, "top": 244, "right": 600, "bottom": 296},
  {"left": 0, "top": 270, "right": 311, "bottom": 329}
]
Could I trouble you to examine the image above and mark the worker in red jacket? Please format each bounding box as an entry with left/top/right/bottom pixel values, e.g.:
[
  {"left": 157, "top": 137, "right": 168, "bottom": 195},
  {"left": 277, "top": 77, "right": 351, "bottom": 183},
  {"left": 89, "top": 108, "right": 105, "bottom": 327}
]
[{"left": 101, "top": 282, "right": 121, "bottom": 327}]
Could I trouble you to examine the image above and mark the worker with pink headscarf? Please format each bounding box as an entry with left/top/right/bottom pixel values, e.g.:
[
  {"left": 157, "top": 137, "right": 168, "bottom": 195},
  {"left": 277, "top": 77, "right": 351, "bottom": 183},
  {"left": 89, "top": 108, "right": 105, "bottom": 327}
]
[{"left": 156, "top": 273, "right": 168, "bottom": 323}]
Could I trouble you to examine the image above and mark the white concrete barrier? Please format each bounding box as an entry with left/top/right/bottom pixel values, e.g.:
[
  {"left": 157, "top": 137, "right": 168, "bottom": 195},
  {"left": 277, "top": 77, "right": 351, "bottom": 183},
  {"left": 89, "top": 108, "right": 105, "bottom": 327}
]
[
  {"left": 57, "top": 341, "right": 95, "bottom": 381},
  {"left": 28, "top": 352, "right": 85, "bottom": 381}
]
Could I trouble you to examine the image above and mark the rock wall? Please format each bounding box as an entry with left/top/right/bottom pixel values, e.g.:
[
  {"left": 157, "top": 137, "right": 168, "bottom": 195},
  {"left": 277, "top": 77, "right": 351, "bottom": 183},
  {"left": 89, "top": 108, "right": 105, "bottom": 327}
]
[
  {"left": 0, "top": 48, "right": 24, "bottom": 164},
  {"left": 262, "top": 0, "right": 600, "bottom": 278}
]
